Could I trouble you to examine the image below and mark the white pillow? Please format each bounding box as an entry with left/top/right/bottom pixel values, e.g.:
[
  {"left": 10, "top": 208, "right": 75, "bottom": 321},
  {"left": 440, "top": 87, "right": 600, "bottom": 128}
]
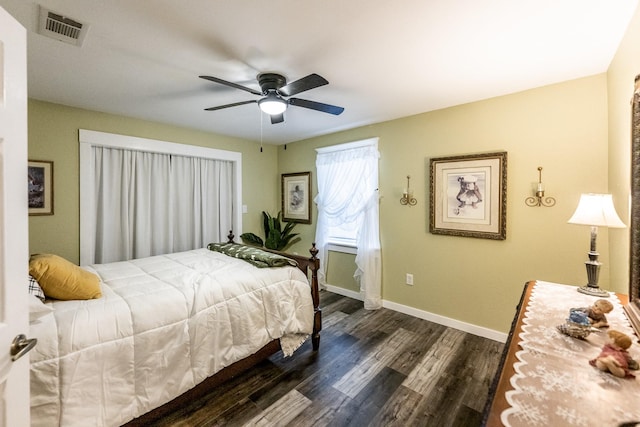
[{"left": 29, "top": 294, "right": 53, "bottom": 322}]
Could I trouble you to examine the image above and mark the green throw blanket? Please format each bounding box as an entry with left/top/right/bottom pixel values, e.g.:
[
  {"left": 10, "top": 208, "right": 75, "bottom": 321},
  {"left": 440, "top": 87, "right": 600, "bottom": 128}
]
[{"left": 207, "top": 242, "right": 298, "bottom": 268}]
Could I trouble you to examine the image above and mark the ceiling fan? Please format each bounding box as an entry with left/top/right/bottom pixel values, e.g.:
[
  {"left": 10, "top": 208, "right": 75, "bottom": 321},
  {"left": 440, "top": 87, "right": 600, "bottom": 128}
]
[{"left": 199, "top": 72, "right": 344, "bottom": 124}]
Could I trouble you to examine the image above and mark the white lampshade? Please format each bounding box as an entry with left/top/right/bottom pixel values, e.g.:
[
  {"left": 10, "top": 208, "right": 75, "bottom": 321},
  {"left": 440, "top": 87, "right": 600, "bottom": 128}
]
[
  {"left": 568, "top": 193, "right": 626, "bottom": 228},
  {"left": 258, "top": 92, "right": 287, "bottom": 115}
]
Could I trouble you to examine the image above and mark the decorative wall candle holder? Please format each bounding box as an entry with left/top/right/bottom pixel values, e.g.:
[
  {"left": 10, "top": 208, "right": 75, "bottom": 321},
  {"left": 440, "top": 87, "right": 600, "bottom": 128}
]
[
  {"left": 525, "top": 167, "right": 556, "bottom": 207},
  {"left": 400, "top": 175, "right": 417, "bottom": 206}
]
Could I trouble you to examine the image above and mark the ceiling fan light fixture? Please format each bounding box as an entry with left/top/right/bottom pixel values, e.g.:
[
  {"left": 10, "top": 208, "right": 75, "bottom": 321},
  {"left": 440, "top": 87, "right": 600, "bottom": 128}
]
[{"left": 258, "top": 92, "right": 287, "bottom": 115}]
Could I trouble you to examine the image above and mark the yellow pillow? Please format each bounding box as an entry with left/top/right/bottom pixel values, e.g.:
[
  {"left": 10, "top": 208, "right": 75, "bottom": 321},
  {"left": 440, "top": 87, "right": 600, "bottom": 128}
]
[{"left": 29, "top": 254, "right": 102, "bottom": 300}]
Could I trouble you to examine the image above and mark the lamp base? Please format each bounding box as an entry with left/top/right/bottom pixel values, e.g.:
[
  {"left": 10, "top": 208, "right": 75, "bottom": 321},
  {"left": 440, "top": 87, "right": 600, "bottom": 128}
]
[
  {"left": 577, "top": 285, "right": 610, "bottom": 298},
  {"left": 577, "top": 258, "right": 608, "bottom": 297}
]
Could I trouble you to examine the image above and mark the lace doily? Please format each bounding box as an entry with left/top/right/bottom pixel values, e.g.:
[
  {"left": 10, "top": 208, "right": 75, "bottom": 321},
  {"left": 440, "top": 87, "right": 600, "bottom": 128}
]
[{"left": 501, "top": 281, "right": 640, "bottom": 427}]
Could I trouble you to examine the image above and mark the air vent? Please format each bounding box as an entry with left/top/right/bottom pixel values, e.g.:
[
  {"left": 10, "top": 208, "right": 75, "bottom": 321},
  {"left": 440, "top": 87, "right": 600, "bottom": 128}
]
[{"left": 38, "top": 6, "right": 89, "bottom": 47}]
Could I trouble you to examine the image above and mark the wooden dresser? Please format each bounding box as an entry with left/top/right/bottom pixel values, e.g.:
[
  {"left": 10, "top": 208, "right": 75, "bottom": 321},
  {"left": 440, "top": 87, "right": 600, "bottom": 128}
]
[{"left": 482, "top": 280, "right": 638, "bottom": 427}]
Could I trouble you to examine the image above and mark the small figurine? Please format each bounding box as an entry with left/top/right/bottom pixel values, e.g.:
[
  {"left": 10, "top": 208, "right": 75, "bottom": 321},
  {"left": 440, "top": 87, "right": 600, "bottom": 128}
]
[
  {"left": 571, "top": 299, "right": 614, "bottom": 328},
  {"left": 557, "top": 310, "right": 592, "bottom": 339},
  {"left": 568, "top": 309, "right": 590, "bottom": 326},
  {"left": 556, "top": 300, "right": 613, "bottom": 339},
  {"left": 589, "top": 329, "right": 638, "bottom": 378}
]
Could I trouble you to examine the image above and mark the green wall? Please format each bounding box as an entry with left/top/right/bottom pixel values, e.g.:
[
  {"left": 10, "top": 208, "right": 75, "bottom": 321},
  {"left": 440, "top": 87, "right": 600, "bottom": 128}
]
[
  {"left": 325, "top": 251, "right": 359, "bottom": 293},
  {"left": 27, "top": 100, "right": 278, "bottom": 264},
  {"left": 279, "top": 75, "right": 611, "bottom": 334}
]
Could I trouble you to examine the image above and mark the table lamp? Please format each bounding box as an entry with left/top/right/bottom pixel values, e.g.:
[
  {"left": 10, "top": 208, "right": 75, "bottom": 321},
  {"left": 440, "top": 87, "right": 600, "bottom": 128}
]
[{"left": 568, "top": 193, "right": 626, "bottom": 297}]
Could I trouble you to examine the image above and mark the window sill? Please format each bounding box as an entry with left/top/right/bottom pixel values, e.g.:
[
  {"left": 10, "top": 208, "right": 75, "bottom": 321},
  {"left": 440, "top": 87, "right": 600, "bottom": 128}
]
[{"left": 326, "top": 242, "right": 357, "bottom": 255}]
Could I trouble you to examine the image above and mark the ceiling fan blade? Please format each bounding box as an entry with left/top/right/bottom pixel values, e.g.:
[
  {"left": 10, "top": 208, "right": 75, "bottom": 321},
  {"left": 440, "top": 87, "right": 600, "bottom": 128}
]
[
  {"left": 289, "top": 98, "right": 345, "bottom": 115},
  {"left": 278, "top": 73, "right": 328, "bottom": 96},
  {"left": 199, "top": 75, "right": 262, "bottom": 96},
  {"left": 204, "top": 100, "right": 257, "bottom": 111},
  {"left": 270, "top": 113, "right": 285, "bottom": 124}
]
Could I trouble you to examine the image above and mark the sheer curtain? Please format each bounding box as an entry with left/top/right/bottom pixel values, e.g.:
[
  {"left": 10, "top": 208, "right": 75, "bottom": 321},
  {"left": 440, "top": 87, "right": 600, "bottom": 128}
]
[
  {"left": 314, "top": 141, "right": 381, "bottom": 309},
  {"left": 90, "top": 146, "right": 234, "bottom": 264}
]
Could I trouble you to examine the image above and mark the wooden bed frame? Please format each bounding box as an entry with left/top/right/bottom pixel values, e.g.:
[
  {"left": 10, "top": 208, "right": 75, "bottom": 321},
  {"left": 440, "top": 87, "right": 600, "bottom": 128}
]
[{"left": 124, "top": 236, "right": 321, "bottom": 426}]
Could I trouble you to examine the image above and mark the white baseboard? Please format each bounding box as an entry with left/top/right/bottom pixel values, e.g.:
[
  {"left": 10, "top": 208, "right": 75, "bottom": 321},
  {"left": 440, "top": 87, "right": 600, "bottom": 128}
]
[
  {"left": 323, "top": 284, "right": 508, "bottom": 343},
  {"left": 324, "top": 284, "right": 363, "bottom": 300}
]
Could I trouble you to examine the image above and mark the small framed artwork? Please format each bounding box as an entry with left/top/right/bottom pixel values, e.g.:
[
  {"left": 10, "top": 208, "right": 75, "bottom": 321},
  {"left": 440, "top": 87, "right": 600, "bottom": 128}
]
[
  {"left": 282, "top": 171, "right": 311, "bottom": 224},
  {"left": 28, "top": 160, "right": 54, "bottom": 216},
  {"left": 429, "top": 151, "right": 507, "bottom": 240}
]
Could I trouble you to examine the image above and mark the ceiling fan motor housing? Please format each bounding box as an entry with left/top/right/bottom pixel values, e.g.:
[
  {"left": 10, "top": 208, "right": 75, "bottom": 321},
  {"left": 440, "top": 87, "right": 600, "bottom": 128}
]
[{"left": 258, "top": 73, "right": 287, "bottom": 94}]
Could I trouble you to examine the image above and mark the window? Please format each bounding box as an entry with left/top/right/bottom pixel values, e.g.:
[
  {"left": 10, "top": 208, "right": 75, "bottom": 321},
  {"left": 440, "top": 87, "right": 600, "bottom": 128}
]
[
  {"left": 327, "top": 218, "right": 359, "bottom": 248},
  {"left": 314, "top": 137, "right": 381, "bottom": 309}
]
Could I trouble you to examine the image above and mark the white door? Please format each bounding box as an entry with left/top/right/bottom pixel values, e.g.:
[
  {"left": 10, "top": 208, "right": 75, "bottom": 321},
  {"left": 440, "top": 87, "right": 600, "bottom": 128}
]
[{"left": 0, "top": 5, "right": 31, "bottom": 427}]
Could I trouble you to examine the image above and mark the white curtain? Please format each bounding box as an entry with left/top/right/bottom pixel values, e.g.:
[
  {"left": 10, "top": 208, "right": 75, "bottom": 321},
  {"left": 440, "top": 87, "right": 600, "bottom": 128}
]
[
  {"left": 170, "top": 155, "right": 234, "bottom": 253},
  {"left": 91, "top": 146, "right": 233, "bottom": 263},
  {"left": 314, "top": 144, "right": 381, "bottom": 309}
]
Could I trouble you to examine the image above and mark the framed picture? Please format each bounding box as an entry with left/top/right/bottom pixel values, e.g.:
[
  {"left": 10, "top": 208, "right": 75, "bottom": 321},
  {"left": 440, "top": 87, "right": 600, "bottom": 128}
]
[
  {"left": 429, "top": 151, "right": 507, "bottom": 240},
  {"left": 282, "top": 172, "right": 311, "bottom": 224},
  {"left": 28, "top": 160, "right": 54, "bottom": 216}
]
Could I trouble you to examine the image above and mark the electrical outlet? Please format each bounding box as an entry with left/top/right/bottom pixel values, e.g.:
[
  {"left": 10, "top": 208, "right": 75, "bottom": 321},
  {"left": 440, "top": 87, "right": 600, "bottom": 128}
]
[{"left": 406, "top": 273, "right": 414, "bottom": 285}]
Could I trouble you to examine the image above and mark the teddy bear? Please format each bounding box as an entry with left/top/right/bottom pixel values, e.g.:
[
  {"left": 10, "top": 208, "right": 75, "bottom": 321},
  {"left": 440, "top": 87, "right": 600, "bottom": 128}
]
[
  {"left": 589, "top": 329, "right": 639, "bottom": 378},
  {"left": 571, "top": 299, "right": 614, "bottom": 328}
]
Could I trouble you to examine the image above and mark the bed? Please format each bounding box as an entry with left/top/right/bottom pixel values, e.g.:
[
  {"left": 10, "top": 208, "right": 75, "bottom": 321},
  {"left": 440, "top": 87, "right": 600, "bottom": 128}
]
[{"left": 27, "top": 240, "right": 321, "bottom": 427}]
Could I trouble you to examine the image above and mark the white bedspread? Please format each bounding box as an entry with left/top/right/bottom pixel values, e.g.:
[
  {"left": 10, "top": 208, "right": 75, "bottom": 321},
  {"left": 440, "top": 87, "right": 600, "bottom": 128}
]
[{"left": 29, "top": 248, "right": 314, "bottom": 427}]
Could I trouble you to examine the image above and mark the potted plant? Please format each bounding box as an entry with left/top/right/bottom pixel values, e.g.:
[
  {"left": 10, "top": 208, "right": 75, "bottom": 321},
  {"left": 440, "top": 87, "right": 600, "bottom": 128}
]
[{"left": 240, "top": 211, "right": 300, "bottom": 251}]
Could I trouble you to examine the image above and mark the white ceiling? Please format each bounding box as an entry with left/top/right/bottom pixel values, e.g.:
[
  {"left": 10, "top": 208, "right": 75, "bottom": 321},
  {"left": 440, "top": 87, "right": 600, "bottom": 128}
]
[{"left": 1, "top": 1, "right": 638, "bottom": 144}]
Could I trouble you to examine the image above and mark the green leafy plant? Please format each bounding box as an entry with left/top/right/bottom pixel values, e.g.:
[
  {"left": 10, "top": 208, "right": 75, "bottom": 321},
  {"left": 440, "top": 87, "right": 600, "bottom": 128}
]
[{"left": 240, "top": 211, "right": 300, "bottom": 251}]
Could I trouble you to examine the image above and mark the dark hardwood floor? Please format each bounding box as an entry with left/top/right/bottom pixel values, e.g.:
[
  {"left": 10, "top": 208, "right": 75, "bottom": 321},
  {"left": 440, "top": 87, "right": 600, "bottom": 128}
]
[{"left": 150, "top": 291, "right": 504, "bottom": 427}]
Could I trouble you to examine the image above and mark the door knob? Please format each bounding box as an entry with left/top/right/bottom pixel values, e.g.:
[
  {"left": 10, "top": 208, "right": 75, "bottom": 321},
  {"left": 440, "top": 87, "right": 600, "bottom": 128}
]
[{"left": 10, "top": 334, "right": 37, "bottom": 361}]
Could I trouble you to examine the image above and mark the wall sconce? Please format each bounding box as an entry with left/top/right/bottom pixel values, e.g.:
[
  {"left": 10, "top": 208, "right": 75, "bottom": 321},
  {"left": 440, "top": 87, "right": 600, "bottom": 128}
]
[
  {"left": 400, "top": 175, "right": 417, "bottom": 206},
  {"left": 525, "top": 167, "right": 556, "bottom": 207}
]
